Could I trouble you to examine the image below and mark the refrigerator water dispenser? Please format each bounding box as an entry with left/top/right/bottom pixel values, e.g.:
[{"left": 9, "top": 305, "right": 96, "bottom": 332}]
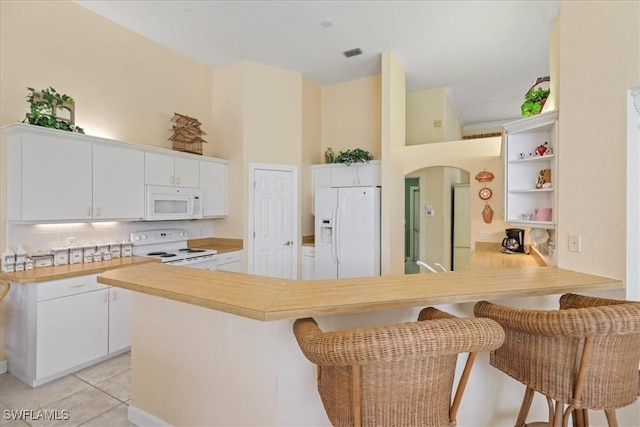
[{"left": 320, "top": 219, "right": 333, "bottom": 244}]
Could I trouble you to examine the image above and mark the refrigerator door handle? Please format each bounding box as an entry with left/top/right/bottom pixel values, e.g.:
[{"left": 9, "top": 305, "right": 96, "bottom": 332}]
[{"left": 332, "top": 205, "right": 339, "bottom": 264}]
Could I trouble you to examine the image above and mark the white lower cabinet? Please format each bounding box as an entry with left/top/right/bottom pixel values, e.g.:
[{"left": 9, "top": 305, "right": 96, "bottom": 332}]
[
  {"left": 217, "top": 250, "right": 242, "bottom": 272},
  {"left": 36, "top": 288, "right": 109, "bottom": 380},
  {"left": 302, "top": 246, "right": 315, "bottom": 280},
  {"left": 108, "top": 287, "right": 132, "bottom": 354},
  {"left": 6, "top": 274, "right": 131, "bottom": 387}
]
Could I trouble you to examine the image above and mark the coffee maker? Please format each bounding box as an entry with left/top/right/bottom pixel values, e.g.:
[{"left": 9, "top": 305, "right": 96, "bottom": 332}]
[{"left": 501, "top": 228, "right": 526, "bottom": 253}]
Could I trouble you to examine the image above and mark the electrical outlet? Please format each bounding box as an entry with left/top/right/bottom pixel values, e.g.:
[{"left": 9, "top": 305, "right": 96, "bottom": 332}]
[
  {"left": 568, "top": 234, "right": 581, "bottom": 253},
  {"left": 480, "top": 231, "right": 490, "bottom": 240},
  {"left": 425, "top": 205, "right": 435, "bottom": 216},
  {"left": 433, "top": 119, "right": 442, "bottom": 128}
]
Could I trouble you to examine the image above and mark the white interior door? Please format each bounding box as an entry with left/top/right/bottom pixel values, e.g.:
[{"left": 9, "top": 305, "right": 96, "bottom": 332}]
[{"left": 251, "top": 166, "right": 296, "bottom": 279}]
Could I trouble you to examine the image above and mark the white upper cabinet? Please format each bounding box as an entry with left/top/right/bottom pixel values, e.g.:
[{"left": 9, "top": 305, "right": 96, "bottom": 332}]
[
  {"left": 145, "top": 152, "right": 199, "bottom": 188},
  {"left": 311, "top": 161, "right": 381, "bottom": 214},
  {"left": 5, "top": 124, "right": 146, "bottom": 222},
  {"left": 7, "top": 127, "right": 92, "bottom": 221},
  {"left": 3, "top": 123, "right": 227, "bottom": 223},
  {"left": 330, "top": 161, "right": 381, "bottom": 187},
  {"left": 93, "top": 144, "right": 144, "bottom": 220},
  {"left": 503, "top": 111, "right": 558, "bottom": 228},
  {"left": 200, "top": 160, "right": 228, "bottom": 217}
]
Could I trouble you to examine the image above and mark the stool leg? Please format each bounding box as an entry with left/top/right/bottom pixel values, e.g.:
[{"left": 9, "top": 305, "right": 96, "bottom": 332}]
[
  {"left": 604, "top": 409, "right": 618, "bottom": 427},
  {"left": 515, "top": 386, "right": 535, "bottom": 427},
  {"left": 552, "top": 400, "right": 563, "bottom": 427},
  {"left": 573, "top": 408, "right": 588, "bottom": 427}
]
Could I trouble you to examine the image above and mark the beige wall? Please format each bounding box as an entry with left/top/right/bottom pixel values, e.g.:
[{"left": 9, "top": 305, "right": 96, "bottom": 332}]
[
  {"left": 406, "top": 88, "right": 444, "bottom": 145},
  {"left": 321, "top": 75, "right": 381, "bottom": 160},
  {"left": 443, "top": 89, "right": 463, "bottom": 141},
  {"left": 212, "top": 62, "right": 304, "bottom": 271},
  {"left": 556, "top": 1, "right": 639, "bottom": 287},
  {"left": 211, "top": 63, "right": 246, "bottom": 239},
  {"left": 0, "top": 1, "right": 214, "bottom": 150},
  {"left": 406, "top": 87, "right": 462, "bottom": 145},
  {"left": 301, "top": 78, "right": 322, "bottom": 237},
  {"left": 381, "top": 52, "right": 406, "bottom": 275}
]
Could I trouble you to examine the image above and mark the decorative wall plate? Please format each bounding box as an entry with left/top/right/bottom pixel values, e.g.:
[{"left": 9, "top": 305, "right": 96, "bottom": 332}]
[{"left": 479, "top": 187, "right": 493, "bottom": 200}]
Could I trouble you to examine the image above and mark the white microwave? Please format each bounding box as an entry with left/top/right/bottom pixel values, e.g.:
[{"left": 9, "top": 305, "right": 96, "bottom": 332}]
[{"left": 145, "top": 186, "right": 203, "bottom": 221}]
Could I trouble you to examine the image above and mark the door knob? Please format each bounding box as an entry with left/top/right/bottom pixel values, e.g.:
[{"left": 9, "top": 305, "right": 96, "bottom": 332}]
[{"left": 283, "top": 241, "right": 292, "bottom": 246}]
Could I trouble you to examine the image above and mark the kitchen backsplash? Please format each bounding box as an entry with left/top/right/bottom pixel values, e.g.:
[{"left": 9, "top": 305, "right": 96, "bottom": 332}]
[{"left": 7, "top": 219, "right": 219, "bottom": 255}]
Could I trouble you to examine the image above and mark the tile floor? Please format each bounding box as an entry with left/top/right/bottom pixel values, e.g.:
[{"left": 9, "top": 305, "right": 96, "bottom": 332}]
[{"left": 0, "top": 353, "right": 133, "bottom": 427}]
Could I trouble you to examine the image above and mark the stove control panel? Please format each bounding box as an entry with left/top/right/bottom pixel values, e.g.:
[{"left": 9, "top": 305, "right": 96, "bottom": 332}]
[{"left": 130, "top": 229, "right": 189, "bottom": 244}]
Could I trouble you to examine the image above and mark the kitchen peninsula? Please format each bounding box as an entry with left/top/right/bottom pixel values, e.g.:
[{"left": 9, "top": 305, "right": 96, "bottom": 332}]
[{"left": 97, "top": 265, "right": 622, "bottom": 427}]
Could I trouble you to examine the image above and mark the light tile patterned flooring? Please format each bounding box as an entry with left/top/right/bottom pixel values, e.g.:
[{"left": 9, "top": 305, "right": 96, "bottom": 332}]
[{"left": 0, "top": 353, "right": 133, "bottom": 427}]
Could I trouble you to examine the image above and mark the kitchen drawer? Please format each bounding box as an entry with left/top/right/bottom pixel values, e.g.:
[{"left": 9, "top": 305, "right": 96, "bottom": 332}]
[
  {"left": 37, "top": 275, "right": 106, "bottom": 301},
  {"left": 217, "top": 251, "right": 241, "bottom": 265}
]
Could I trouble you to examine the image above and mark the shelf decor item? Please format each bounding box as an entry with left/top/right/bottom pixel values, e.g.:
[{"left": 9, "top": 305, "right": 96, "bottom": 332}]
[
  {"left": 324, "top": 147, "right": 334, "bottom": 164},
  {"left": 334, "top": 148, "right": 373, "bottom": 164},
  {"left": 521, "top": 76, "right": 551, "bottom": 117},
  {"left": 23, "top": 87, "right": 84, "bottom": 133},
  {"left": 169, "top": 113, "right": 207, "bottom": 155}
]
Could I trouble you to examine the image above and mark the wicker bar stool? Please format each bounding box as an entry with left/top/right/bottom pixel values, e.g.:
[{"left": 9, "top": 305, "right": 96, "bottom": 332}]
[
  {"left": 293, "top": 308, "right": 505, "bottom": 427},
  {"left": 474, "top": 293, "right": 640, "bottom": 427},
  {"left": 0, "top": 279, "right": 9, "bottom": 301}
]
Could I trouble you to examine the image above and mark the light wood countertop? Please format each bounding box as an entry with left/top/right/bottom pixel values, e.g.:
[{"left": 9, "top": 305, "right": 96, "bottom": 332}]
[
  {"left": 0, "top": 256, "right": 159, "bottom": 283},
  {"left": 188, "top": 237, "right": 243, "bottom": 254},
  {"left": 466, "top": 242, "right": 542, "bottom": 270},
  {"left": 97, "top": 264, "right": 622, "bottom": 321}
]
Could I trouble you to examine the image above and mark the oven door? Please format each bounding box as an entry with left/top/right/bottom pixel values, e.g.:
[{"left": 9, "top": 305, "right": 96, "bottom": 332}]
[{"left": 145, "top": 186, "right": 202, "bottom": 221}]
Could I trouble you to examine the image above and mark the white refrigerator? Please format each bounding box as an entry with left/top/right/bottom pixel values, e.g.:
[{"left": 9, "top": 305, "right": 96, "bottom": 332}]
[{"left": 314, "top": 187, "right": 381, "bottom": 279}]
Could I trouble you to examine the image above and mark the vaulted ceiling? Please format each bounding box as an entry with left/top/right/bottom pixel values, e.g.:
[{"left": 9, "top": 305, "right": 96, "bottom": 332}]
[{"left": 75, "top": 0, "right": 560, "bottom": 127}]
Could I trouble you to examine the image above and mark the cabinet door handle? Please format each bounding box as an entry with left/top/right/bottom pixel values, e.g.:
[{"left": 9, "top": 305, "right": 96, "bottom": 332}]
[
  {"left": 86, "top": 207, "right": 92, "bottom": 216},
  {"left": 176, "top": 176, "right": 181, "bottom": 185},
  {"left": 104, "top": 293, "right": 108, "bottom": 303},
  {"left": 70, "top": 284, "right": 85, "bottom": 288},
  {"left": 111, "top": 290, "right": 117, "bottom": 301},
  {"left": 170, "top": 176, "right": 175, "bottom": 185},
  {"left": 95, "top": 207, "right": 100, "bottom": 217}
]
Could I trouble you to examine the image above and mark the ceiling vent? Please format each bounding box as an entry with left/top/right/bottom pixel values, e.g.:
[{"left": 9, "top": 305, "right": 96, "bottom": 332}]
[{"left": 343, "top": 48, "right": 362, "bottom": 58}]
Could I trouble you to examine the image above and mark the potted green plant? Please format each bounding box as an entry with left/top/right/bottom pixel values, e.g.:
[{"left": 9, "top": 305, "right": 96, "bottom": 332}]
[
  {"left": 521, "top": 86, "right": 551, "bottom": 117},
  {"left": 334, "top": 148, "right": 373, "bottom": 164},
  {"left": 23, "top": 86, "right": 85, "bottom": 133}
]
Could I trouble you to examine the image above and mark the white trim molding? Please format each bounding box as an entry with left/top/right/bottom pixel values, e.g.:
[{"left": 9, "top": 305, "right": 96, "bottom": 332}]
[
  {"left": 128, "top": 405, "right": 172, "bottom": 427},
  {"left": 627, "top": 87, "right": 640, "bottom": 300}
]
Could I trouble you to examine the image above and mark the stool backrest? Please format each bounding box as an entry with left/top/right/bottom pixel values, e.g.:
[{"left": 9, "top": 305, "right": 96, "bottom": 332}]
[
  {"left": 474, "top": 294, "right": 640, "bottom": 410},
  {"left": 293, "top": 313, "right": 504, "bottom": 427}
]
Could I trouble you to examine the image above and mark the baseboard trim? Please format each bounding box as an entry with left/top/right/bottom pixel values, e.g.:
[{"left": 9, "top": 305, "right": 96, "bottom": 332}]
[
  {"left": 128, "top": 405, "right": 172, "bottom": 427},
  {"left": 0, "top": 360, "right": 7, "bottom": 374}
]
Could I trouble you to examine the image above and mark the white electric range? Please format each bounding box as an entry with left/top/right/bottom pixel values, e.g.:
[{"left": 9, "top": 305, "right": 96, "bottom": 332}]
[{"left": 130, "top": 229, "right": 218, "bottom": 270}]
